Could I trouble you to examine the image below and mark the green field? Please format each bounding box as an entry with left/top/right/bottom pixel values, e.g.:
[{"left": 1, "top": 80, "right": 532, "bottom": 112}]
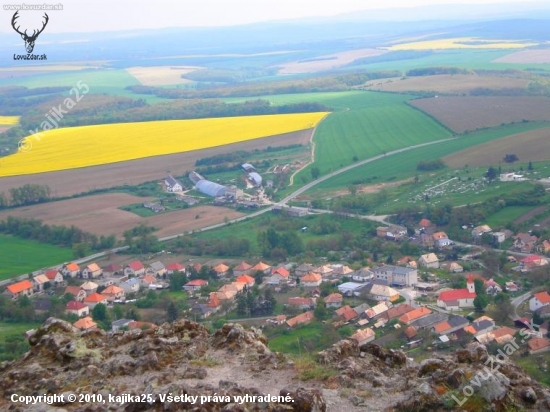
[
  {"left": 310, "top": 121, "right": 550, "bottom": 192},
  {"left": 485, "top": 206, "right": 536, "bottom": 228},
  {"left": 0, "top": 235, "right": 73, "bottom": 280}
]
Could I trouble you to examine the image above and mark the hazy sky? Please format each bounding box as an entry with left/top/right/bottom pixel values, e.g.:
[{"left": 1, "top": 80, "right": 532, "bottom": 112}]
[{"left": 1, "top": 0, "right": 549, "bottom": 33}]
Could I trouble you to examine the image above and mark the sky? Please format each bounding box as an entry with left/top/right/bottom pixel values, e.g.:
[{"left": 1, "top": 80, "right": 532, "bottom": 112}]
[{"left": 1, "top": 0, "right": 550, "bottom": 33}]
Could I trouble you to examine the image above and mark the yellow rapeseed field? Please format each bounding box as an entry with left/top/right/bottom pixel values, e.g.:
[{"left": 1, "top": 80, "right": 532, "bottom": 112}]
[
  {"left": 387, "top": 37, "right": 537, "bottom": 51},
  {"left": 0, "top": 116, "right": 20, "bottom": 125},
  {"left": 0, "top": 112, "right": 328, "bottom": 177}
]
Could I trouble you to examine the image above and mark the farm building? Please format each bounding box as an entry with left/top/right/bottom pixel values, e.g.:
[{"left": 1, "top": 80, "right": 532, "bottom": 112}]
[
  {"left": 195, "top": 179, "right": 226, "bottom": 197},
  {"left": 248, "top": 172, "right": 262, "bottom": 187},
  {"left": 165, "top": 174, "right": 183, "bottom": 192}
]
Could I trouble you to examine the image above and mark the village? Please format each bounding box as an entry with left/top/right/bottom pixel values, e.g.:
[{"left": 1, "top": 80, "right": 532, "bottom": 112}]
[{"left": 3, "top": 212, "right": 550, "bottom": 361}]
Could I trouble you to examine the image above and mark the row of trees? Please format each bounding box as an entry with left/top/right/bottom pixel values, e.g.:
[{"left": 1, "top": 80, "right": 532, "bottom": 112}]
[
  {"left": 0, "top": 184, "right": 52, "bottom": 208},
  {"left": 0, "top": 216, "right": 116, "bottom": 253}
]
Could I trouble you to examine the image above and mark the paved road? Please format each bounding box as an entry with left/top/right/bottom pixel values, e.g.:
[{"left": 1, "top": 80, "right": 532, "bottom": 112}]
[{"left": 511, "top": 291, "right": 533, "bottom": 320}]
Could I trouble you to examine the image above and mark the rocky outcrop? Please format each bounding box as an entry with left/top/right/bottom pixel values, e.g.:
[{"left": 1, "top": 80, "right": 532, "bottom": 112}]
[{"left": 1, "top": 318, "right": 549, "bottom": 412}]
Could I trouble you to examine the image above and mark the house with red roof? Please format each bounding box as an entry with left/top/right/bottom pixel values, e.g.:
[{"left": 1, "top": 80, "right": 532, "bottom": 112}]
[
  {"left": 183, "top": 279, "right": 209, "bottom": 292},
  {"left": 437, "top": 276, "right": 476, "bottom": 310},
  {"left": 521, "top": 255, "right": 549, "bottom": 271},
  {"left": 300, "top": 273, "right": 322, "bottom": 287},
  {"left": 83, "top": 292, "right": 108, "bottom": 308},
  {"left": 73, "top": 316, "right": 97, "bottom": 331},
  {"left": 334, "top": 305, "right": 358, "bottom": 322},
  {"left": 213, "top": 263, "right": 230, "bottom": 277},
  {"left": 251, "top": 261, "right": 271, "bottom": 275},
  {"left": 45, "top": 269, "right": 64, "bottom": 284},
  {"left": 286, "top": 311, "right": 314, "bottom": 328},
  {"left": 128, "top": 321, "right": 157, "bottom": 331},
  {"left": 418, "top": 218, "right": 433, "bottom": 229},
  {"left": 4, "top": 280, "right": 34, "bottom": 300},
  {"left": 235, "top": 274, "right": 255, "bottom": 287},
  {"left": 233, "top": 261, "right": 252, "bottom": 276},
  {"left": 528, "top": 337, "right": 550, "bottom": 354},
  {"left": 288, "top": 297, "right": 316, "bottom": 310},
  {"left": 82, "top": 263, "right": 102, "bottom": 279},
  {"left": 62, "top": 262, "right": 80, "bottom": 278},
  {"left": 102, "top": 285, "right": 125, "bottom": 301},
  {"left": 124, "top": 260, "right": 145, "bottom": 277},
  {"left": 351, "top": 328, "right": 375, "bottom": 346},
  {"left": 64, "top": 286, "right": 86, "bottom": 302},
  {"left": 324, "top": 293, "right": 343, "bottom": 308},
  {"left": 267, "top": 266, "right": 290, "bottom": 285},
  {"left": 165, "top": 262, "right": 186, "bottom": 275},
  {"left": 398, "top": 307, "right": 432, "bottom": 325},
  {"left": 65, "top": 300, "right": 90, "bottom": 317},
  {"left": 102, "top": 263, "right": 122, "bottom": 277},
  {"left": 530, "top": 291, "right": 550, "bottom": 312}
]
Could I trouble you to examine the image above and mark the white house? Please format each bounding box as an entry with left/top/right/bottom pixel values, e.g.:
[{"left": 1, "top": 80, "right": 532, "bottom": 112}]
[
  {"left": 372, "top": 266, "right": 418, "bottom": 286},
  {"left": 300, "top": 273, "right": 322, "bottom": 287},
  {"left": 45, "top": 269, "right": 64, "bottom": 284},
  {"left": 125, "top": 261, "right": 145, "bottom": 277},
  {"left": 146, "top": 261, "right": 166, "bottom": 277},
  {"left": 530, "top": 292, "right": 550, "bottom": 312},
  {"left": 82, "top": 263, "right": 102, "bottom": 279},
  {"left": 352, "top": 267, "right": 373, "bottom": 282},
  {"left": 419, "top": 253, "right": 440, "bottom": 269},
  {"left": 120, "top": 278, "right": 141, "bottom": 294},
  {"left": 62, "top": 263, "right": 80, "bottom": 278},
  {"left": 32, "top": 274, "right": 50, "bottom": 292},
  {"left": 267, "top": 267, "right": 290, "bottom": 285},
  {"left": 165, "top": 174, "right": 183, "bottom": 192}
]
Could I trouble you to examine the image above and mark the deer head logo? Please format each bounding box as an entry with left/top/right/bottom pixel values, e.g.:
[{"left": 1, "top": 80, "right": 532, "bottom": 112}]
[{"left": 11, "top": 11, "right": 49, "bottom": 54}]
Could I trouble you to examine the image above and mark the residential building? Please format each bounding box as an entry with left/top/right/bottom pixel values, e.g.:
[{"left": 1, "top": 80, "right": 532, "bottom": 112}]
[
  {"left": 530, "top": 291, "right": 550, "bottom": 312},
  {"left": 141, "top": 275, "right": 157, "bottom": 287},
  {"left": 64, "top": 286, "right": 86, "bottom": 302},
  {"left": 80, "top": 281, "right": 98, "bottom": 296},
  {"left": 521, "top": 255, "right": 549, "bottom": 271},
  {"left": 432, "top": 315, "right": 469, "bottom": 335},
  {"left": 266, "top": 315, "right": 287, "bottom": 325},
  {"left": 338, "top": 282, "right": 367, "bottom": 296},
  {"left": 472, "top": 225, "right": 492, "bottom": 239},
  {"left": 44, "top": 269, "right": 64, "bottom": 284},
  {"left": 365, "top": 302, "right": 392, "bottom": 320},
  {"left": 331, "top": 264, "right": 353, "bottom": 277},
  {"left": 493, "top": 232, "right": 506, "bottom": 244},
  {"left": 464, "top": 319, "right": 495, "bottom": 336},
  {"left": 111, "top": 319, "right": 133, "bottom": 332},
  {"left": 398, "top": 307, "right": 432, "bottom": 325},
  {"left": 476, "top": 326, "right": 517, "bottom": 345},
  {"left": 251, "top": 261, "right": 271, "bottom": 275},
  {"left": 419, "top": 253, "right": 440, "bottom": 269},
  {"left": 324, "top": 293, "right": 343, "bottom": 308},
  {"left": 383, "top": 304, "right": 415, "bottom": 322},
  {"left": 366, "top": 284, "right": 400, "bottom": 302},
  {"left": 102, "top": 263, "right": 122, "bottom": 277},
  {"left": 437, "top": 276, "right": 476, "bottom": 310},
  {"left": 514, "top": 233, "right": 538, "bottom": 253},
  {"left": 165, "top": 174, "right": 183, "bottom": 192},
  {"left": 334, "top": 305, "right": 358, "bottom": 322},
  {"left": 82, "top": 263, "right": 102, "bottom": 279},
  {"left": 300, "top": 273, "right": 322, "bottom": 287},
  {"left": 65, "top": 300, "right": 90, "bottom": 317},
  {"left": 288, "top": 297, "right": 316, "bottom": 310},
  {"left": 267, "top": 267, "right": 290, "bottom": 285},
  {"left": 372, "top": 266, "right": 418, "bottom": 286},
  {"left": 444, "top": 262, "right": 463, "bottom": 273},
  {"left": 4, "top": 280, "right": 34, "bottom": 300},
  {"left": 102, "top": 285, "right": 125, "bottom": 301},
  {"left": 32, "top": 274, "right": 50, "bottom": 292},
  {"left": 352, "top": 267, "right": 374, "bottom": 282},
  {"left": 147, "top": 261, "right": 166, "bottom": 277},
  {"left": 62, "top": 262, "right": 80, "bottom": 278},
  {"left": 351, "top": 328, "right": 375, "bottom": 346},
  {"left": 83, "top": 293, "right": 108, "bottom": 308},
  {"left": 183, "top": 279, "right": 209, "bottom": 292},
  {"left": 165, "top": 262, "right": 186, "bottom": 275},
  {"left": 120, "top": 278, "right": 140, "bottom": 295},
  {"left": 539, "top": 240, "right": 550, "bottom": 254},
  {"left": 33, "top": 299, "right": 51, "bottom": 314},
  {"left": 73, "top": 316, "right": 97, "bottom": 331},
  {"left": 295, "top": 263, "right": 314, "bottom": 277},
  {"left": 124, "top": 261, "right": 145, "bottom": 277},
  {"left": 411, "top": 312, "right": 448, "bottom": 330},
  {"left": 235, "top": 274, "right": 255, "bottom": 287},
  {"left": 418, "top": 218, "right": 433, "bottom": 230},
  {"left": 536, "top": 305, "right": 550, "bottom": 319},
  {"left": 213, "top": 263, "right": 230, "bottom": 277},
  {"left": 484, "top": 278, "right": 502, "bottom": 295},
  {"left": 286, "top": 311, "right": 314, "bottom": 328},
  {"left": 233, "top": 261, "right": 252, "bottom": 276},
  {"left": 528, "top": 337, "right": 550, "bottom": 354},
  {"left": 505, "top": 281, "right": 519, "bottom": 292}
]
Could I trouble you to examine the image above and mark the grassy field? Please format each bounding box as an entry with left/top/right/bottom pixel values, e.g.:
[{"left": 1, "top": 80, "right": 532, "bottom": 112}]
[
  {"left": 0, "top": 235, "right": 73, "bottom": 280},
  {"left": 266, "top": 322, "right": 327, "bottom": 354},
  {"left": 485, "top": 206, "right": 537, "bottom": 228},
  {"left": 310, "top": 121, "right": 550, "bottom": 192},
  {"left": 387, "top": 37, "right": 536, "bottom": 51},
  {"left": 0, "top": 112, "right": 326, "bottom": 177}
]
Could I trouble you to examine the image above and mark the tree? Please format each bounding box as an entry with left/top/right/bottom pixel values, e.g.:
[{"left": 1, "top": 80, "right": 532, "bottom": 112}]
[
  {"left": 166, "top": 301, "right": 179, "bottom": 322},
  {"left": 348, "top": 185, "right": 357, "bottom": 196},
  {"left": 92, "top": 303, "right": 108, "bottom": 322},
  {"left": 473, "top": 295, "right": 488, "bottom": 312},
  {"left": 485, "top": 166, "right": 497, "bottom": 181},
  {"left": 310, "top": 167, "right": 320, "bottom": 180},
  {"left": 528, "top": 161, "right": 534, "bottom": 171},
  {"left": 503, "top": 154, "right": 519, "bottom": 163},
  {"left": 169, "top": 271, "right": 187, "bottom": 292},
  {"left": 473, "top": 278, "right": 485, "bottom": 295},
  {"left": 314, "top": 297, "right": 328, "bottom": 321},
  {"left": 72, "top": 242, "right": 91, "bottom": 258}
]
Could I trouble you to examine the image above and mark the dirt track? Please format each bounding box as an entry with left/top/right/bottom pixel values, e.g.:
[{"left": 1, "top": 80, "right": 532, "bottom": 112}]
[{"left": 0, "top": 129, "right": 312, "bottom": 198}]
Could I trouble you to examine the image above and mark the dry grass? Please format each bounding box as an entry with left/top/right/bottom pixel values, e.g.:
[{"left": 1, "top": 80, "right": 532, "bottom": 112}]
[
  {"left": 410, "top": 96, "right": 550, "bottom": 133},
  {"left": 125, "top": 66, "right": 201, "bottom": 86},
  {"left": 361, "top": 74, "right": 529, "bottom": 94},
  {"left": 443, "top": 126, "right": 550, "bottom": 167},
  {"left": 0, "top": 116, "right": 20, "bottom": 125},
  {"left": 387, "top": 37, "right": 536, "bottom": 50}
]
